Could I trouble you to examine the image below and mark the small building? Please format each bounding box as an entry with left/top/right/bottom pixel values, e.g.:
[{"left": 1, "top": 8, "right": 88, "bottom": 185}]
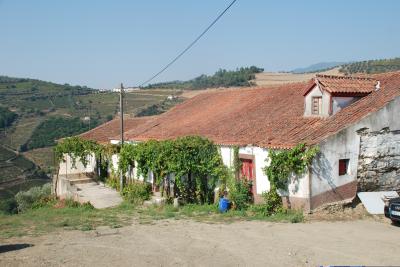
[{"left": 62, "top": 72, "right": 400, "bottom": 211}]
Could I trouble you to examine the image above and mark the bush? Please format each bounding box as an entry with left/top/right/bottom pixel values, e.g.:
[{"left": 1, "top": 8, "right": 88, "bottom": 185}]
[
  {"left": 64, "top": 198, "right": 94, "bottom": 210},
  {"left": 262, "top": 186, "right": 283, "bottom": 215},
  {"left": 122, "top": 181, "right": 152, "bottom": 204},
  {"left": 229, "top": 179, "right": 253, "bottom": 210},
  {"left": 0, "top": 198, "right": 18, "bottom": 215},
  {"left": 15, "top": 183, "right": 52, "bottom": 212}
]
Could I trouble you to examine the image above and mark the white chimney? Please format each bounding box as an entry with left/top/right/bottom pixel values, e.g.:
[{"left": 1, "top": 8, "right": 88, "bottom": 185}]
[{"left": 375, "top": 81, "right": 380, "bottom": 91}]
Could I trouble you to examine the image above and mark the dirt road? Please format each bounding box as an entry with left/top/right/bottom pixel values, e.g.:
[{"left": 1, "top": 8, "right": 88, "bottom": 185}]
[{"left": 1, "top": 218, "right": 399, "bottom": 267}]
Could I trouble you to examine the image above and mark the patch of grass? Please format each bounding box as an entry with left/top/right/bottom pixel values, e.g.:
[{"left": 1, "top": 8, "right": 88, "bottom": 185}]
[
  {"left": 0, "top": 200, "right": 137, "bottom": 239},
  {"left": 0, "top": 200, "right": 304, "bottom": 239},
  {"left": 138, "top": 204, "right": 304, "bottom": 224}
]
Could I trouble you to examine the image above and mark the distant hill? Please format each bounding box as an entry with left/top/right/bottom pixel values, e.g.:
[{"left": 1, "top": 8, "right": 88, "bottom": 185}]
[
  {"left": 291, "top": 62, "right": 346, "bottom": 74},
  {"left": 144, "top": 66, "right": 264, "bottom": 90},
  {"left": 339, "top": 57, "right": 400, "bottom": 74}
]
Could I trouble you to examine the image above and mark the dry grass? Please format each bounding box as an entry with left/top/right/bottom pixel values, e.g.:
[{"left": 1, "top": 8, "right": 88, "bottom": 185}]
[
  {"left": 253, "top": 68, "right": 341, "bottom": 86},
  {"left": 0, "top": 116, "right": 44, "bottom": 150},
  {"left": 23, "top": 147, "right": 54, "bottom": 171}
]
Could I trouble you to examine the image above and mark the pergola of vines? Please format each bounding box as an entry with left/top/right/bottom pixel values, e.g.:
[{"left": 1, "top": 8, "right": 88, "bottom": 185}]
[{"left": 55, "top": 136, "right": 228, "bottom": 204}]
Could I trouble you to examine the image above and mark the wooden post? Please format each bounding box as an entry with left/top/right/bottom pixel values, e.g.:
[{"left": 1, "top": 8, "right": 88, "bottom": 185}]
[{"left": 119, "top": 83, "right": 124, "bottom": 192}]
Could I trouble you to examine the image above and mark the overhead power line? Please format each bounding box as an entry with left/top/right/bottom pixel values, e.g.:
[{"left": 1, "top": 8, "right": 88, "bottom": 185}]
[{"left": 138, "top": 0, "right": 238, "bottom": 87}]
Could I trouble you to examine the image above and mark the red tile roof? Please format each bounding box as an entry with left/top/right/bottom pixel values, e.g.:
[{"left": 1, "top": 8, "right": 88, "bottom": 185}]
[
  {"left": 82, "top": 72, "right": 400, "bottom": 149},
  {"left": 296, "top": 71, "right": 400, "bottom": 146},
  {"left": 121, "top": 83, "right": 322, "bottom": 149},
  {"left": 304, "top": 74, "right": 377, "bottom": 95},
  {"left": 79, "top": 116, "right": 154, "bottom": 144}
]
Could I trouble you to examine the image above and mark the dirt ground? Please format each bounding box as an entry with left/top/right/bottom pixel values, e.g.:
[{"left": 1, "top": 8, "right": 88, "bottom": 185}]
[{"left": 1, "top": 217, "right": 399, "bottom": 267}]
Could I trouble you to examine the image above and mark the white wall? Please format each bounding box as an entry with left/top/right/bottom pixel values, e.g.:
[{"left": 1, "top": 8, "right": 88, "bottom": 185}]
[
  {"left": 332, "top": 96, "right": 360, "bottom": 114},
  {"left": 58, "top": 154, "right": 96, "bottom": 176},
  {"left": 311, "top": 95, "right": 400, "bottom": 197},
  {"left": 219, "top": 145, "right": 308, "bottom": 197},
  {"left": 304, "top": 85, "right": 331, "bottom": 117}
]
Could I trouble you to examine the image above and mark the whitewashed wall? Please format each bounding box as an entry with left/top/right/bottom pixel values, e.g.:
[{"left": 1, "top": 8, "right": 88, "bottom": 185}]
[
  {"left": 220, "top": 145, "right": 308, "bottom": 197},
  {"left": 311, "top": 95, "right": 400, "bottom": 197},
  {"left": 58, "top": 154, "right": 96, "bottom": 176},
  {"left": 304, "top": 84, "right": 331, "bottom": 117},
  {"left": 332, "top": 96, "right": 360, "bottom": 114}
]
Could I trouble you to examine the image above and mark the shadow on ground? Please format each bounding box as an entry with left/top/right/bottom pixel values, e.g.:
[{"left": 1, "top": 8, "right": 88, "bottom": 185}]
[{"left": 0, "top": 244, "right": 33, "bottom": 253}]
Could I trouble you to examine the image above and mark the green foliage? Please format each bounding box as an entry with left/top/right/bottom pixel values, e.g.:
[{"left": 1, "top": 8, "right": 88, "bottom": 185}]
[
  {"left": 263, "top": 143, "right": 319, "bottom": 190},
  {"left": 122, "top": 181, "right": 152, "bottom": 204},
  {"left": 54, "top": 136, "right": 100, "bottom": 168},
  {"left": 144, "top": 66, "right": 264, "bottom": 90},
  {"left": 0, "top": 106, "right": 17, "bottom": 128},
  {"left": 340, "top": 57, "right": 400, "bottom": 74},
  {"left": 232, "top": 146, "right": 242, "bottom": 175},
  {"left": 119, "top": 136, "right": 226, "bottom": 204},
  {"left": 0, "top": 198, "right": 18, "bottom": 215},
  {"left": 14, "top": 183, "right": 52, "bottom": 212},
  {"left": 229, "top": 179, "right": 253, "bottom": 210},
  {"left": 27, "top": 116, "right": 99, "bottom": 149},
  {"left": 262, "top": 186, "right": 283, "bottom": 215}
]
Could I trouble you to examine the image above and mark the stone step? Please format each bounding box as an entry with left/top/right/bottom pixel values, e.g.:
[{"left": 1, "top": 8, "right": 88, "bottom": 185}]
[
  {"left": 144, "top": 194, "right": 166, "bottom": 206},
  {"left": 69, "top": 177, "right": 94, "bottom": 185}
]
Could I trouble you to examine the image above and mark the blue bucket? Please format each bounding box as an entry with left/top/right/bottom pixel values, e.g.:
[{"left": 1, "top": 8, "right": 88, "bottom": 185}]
[{"left": 219, "top": 197, "right": 230, "bottom": 213}]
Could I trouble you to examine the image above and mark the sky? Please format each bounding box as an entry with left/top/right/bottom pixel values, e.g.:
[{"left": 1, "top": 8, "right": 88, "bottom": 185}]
[{"left": 0, "top": 0, "right": 399, "bottom": 89}]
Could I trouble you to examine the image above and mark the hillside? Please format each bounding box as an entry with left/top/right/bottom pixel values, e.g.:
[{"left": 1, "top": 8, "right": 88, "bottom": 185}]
[
  {"left": 254, "top": 68, "right": 341, "bottom": 86},
  {"left": 0, "top": 75, "right": 182, "bottom": 207},
  {"left": 291, "top": 62, "right": 346, "bottom": 73},
  {"left": 339, "top": 58, "right": 400, "bottom": 74},
  {"left": 144, "top": 66, "right": 264, "bottom": 90}
]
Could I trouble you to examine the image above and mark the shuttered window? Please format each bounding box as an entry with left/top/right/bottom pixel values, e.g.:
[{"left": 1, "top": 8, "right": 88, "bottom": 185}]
[
  {"left": 312, "top": 96, "right": 322, "bottom": 115},
  {"left": 339, "top": 159, "right": 349, "bottom": 176}
]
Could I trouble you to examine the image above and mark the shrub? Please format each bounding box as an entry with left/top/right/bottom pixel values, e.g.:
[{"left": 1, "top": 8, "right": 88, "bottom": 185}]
[
  {"left": 15, "top": 183, "right": 52, "bottom": 212},
  {"left": 122, "top": 181, "right": 152, "bottom": 204},
  {"left": 0, "top": 198, "right": 18, "bottom": 215},
  {"left": 229, "top": 179, "right": 253, "bottom": 210},
  {"left": 64, "top": 198, "right": 94, "bottom": 209},
  {"left": 262, "top": 186, "right": 283, "bottom": 215},
  {"left": 106, "top": 176, "right": 120, "bottom": 191}
]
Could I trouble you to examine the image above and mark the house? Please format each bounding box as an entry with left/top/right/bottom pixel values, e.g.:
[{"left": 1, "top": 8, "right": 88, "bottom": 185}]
[{"left": 61, "top": 72, "right": 400, "bottom": 211}]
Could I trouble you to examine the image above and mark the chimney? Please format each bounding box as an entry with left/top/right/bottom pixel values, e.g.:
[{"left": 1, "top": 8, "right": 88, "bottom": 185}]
[{"left": 375, "top": 81, "right": 380, "bottom": 91}]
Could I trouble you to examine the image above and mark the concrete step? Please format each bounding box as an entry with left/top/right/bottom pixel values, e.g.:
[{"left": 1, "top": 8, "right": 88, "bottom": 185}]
[
  {"left": 144, "top": 194, "right": 166, "bottom": 206},
  {"left": 69, "top": 177, "right": 94, "bottom": 185}
]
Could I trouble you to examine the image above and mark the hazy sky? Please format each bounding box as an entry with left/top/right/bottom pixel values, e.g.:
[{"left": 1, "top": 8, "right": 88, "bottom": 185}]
[{"left": 1, "top": 0, "right": 399, "bottom": 88}]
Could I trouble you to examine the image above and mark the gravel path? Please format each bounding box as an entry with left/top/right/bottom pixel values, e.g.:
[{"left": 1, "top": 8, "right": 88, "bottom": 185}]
[{"left": 1, "top": 218, "right": 399, "bottom": 267}]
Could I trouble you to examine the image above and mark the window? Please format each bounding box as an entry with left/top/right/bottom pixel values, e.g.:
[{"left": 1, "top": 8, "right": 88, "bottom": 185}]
[
  {"left": 312, "top": 96, "right": 322, "bottom": 115},
  {"left": 338, "top": 159, "right": 349, "bottom": 176}
]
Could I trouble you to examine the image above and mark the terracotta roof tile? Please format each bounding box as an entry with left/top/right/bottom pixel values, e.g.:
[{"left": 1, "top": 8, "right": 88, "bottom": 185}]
[
  {"left": 79, "top": 116, "right": 154, "bottom": 144},
  {"left": 84, "top": 71, "right": 400, "bottom": 149},
  {"left": 304, "top": 74, "right": 377, "bottom": 95}
]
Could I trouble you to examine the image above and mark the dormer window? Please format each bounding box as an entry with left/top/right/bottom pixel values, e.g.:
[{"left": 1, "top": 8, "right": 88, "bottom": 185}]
[
  {"left": 312, "top": 96, "right": 322, "bottom": 115},
  {"left": 304, "top": 74, "right": 377, "bottom": 118}
]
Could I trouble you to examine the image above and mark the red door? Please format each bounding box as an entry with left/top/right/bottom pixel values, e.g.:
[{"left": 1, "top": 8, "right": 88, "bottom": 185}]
[{"left": 240, "top": 159, "right": 255, "bottom": 196}]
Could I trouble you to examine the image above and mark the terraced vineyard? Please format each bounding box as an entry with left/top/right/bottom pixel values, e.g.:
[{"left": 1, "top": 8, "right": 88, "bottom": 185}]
[{"left": 0, "top": 75, "right": 183, "bottom": 204}]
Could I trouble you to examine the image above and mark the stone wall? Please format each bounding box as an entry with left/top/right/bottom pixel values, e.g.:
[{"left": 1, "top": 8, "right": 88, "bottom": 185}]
[{"left": 357, "top": 127, "right": 400, "bottom": 191}]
